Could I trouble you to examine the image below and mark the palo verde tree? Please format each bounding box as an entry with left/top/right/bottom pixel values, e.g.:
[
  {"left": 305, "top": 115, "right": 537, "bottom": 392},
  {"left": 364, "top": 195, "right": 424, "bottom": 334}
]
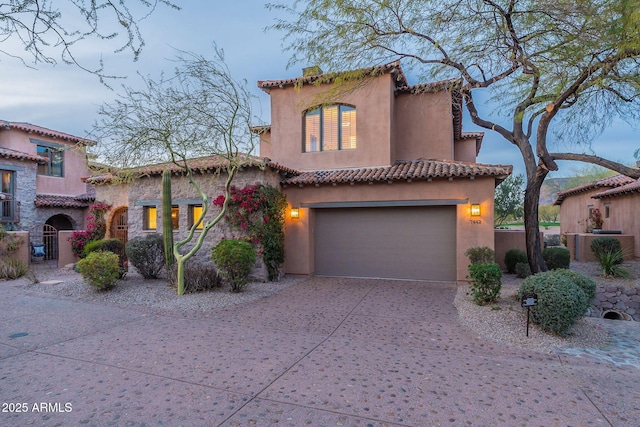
[
  {"left": 270, "top": 0, "right": 640, "bottom": 273},
  {"left": 91, "top": 47, "right": 260, "bottom": 295},
  {"left": 0, "top": 0, "right": 179, "bottom": 80}
]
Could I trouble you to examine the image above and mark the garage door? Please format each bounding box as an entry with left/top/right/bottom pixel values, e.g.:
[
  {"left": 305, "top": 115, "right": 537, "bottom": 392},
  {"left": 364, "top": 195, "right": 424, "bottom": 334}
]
[{"left": 314, "top": 206, "right": 456, "bottom": 281}]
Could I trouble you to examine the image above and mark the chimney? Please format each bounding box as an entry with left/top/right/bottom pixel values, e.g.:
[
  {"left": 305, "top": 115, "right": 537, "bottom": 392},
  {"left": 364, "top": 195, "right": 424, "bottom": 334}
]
[{"left": 302, "top": 65, "right": 323, "bottom": 77}]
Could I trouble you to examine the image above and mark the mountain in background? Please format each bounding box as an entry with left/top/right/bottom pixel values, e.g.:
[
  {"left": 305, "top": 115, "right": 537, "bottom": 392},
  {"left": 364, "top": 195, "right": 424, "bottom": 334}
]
[{"left": 539, "top": 177, "right": 571, "bottom": 205}]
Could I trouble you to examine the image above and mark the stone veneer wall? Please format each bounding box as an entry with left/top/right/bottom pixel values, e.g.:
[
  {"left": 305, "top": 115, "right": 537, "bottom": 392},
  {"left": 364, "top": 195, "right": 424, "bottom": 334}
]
[
  {"left": 1, "top": 158, "right": 37, "bottom": 231},
  {"left": 117, "top": 167, "right": 283, "bottom": 282},
  {"left": 586, "top": 285, "right": 640, "bottom": 321}
]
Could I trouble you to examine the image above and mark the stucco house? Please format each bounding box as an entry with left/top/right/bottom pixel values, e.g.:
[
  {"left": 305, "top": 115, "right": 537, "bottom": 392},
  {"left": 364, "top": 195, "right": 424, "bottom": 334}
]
[
  {"left": 92, "top": 62, "right": 511, "bottom": 282},
  {"left": 257, "top": 62, "right": 512, "bottom": 282},
  {"left": 555, "top": 173, "right": 640, "bottom": 259},
  {"left": 1, "top": 121, "right": 94, "bottom": 260}
]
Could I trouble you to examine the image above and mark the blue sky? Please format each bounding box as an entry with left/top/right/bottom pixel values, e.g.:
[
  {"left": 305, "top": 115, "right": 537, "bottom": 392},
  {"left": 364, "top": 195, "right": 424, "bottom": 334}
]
[{"left": 0, "top": 0, "right": 637, "bottom": 178}]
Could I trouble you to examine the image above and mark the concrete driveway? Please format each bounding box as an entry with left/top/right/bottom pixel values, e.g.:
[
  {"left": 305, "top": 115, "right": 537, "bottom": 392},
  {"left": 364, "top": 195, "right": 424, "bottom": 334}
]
[{"left": 1, "top": 277, "right": 638, "bottom": 426}]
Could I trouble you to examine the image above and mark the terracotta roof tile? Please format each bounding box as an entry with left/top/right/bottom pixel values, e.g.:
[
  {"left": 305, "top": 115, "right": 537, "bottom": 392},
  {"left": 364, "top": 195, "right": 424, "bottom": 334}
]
[
  {"left": 0, "top": 147, "right": 48, "bottom": 163},
  {"left": 592, "top": 178, "right": 640, "bottom": 198},
  {"left": 258, "top": 61, "right": 409, "bottom": 91},
  {"left": 34, "top": 194, "right": 94, "bottom": 208},
  {"left": 554, "top": 175, "right": 636, "bottom": 204},
  {"left": 86, "top": 155, "right": 296, "bottom": 184},
  {"left": 0, "top": 120, "right": 95, "bottom": 145},
  {"left": 280, "top": 159, "right": 512, "bottom": 187}
]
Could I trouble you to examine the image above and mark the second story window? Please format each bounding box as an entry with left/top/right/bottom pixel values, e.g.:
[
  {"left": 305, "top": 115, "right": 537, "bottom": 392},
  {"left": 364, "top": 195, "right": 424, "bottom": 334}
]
[
  {"left": 304, "top": 105, "right": 356, "bottom": 152},
  {"left": 37, "top": 145, "right": 64, "bottom": 177}
]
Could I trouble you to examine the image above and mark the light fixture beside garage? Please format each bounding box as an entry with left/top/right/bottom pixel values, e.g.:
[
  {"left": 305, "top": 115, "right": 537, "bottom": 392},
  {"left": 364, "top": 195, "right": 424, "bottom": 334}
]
[
  {"left": 470, "top": 203, "right": 481, "bottom": 216},
  {"left": 290, "top": 207, "right": 300, "bottom": 219}
]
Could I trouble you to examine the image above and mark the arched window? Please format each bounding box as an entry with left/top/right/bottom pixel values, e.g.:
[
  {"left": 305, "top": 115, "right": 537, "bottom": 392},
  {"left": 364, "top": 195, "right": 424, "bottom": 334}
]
[{"left": 304, "top": 104, "right": 356, "bottom": 152}]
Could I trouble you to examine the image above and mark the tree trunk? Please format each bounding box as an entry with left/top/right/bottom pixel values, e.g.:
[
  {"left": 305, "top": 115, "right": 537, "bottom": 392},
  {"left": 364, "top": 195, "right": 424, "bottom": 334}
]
[{"left": 524, "top": 169, "right": 548, "bottom": 273}]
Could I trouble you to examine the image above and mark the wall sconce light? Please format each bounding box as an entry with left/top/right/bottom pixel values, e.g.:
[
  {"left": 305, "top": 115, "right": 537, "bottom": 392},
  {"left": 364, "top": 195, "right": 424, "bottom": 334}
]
[
  {"left": 470, "top": 203, "right": 481, "bottom": 217},
  {"left": 290, "top": 207, "right": 300, "bottom": 219}
]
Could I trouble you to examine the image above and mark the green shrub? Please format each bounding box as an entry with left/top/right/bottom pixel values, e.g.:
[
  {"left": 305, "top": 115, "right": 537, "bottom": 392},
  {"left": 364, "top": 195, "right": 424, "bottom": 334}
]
[
  {"left": 125, "top": 234, "right": 165, "bottom": 279},
  {"left": 82, "top": 238, "right": 128, "bottom": 278},
  {"left": 518, "top": 270, "right": 590, "bottom": 336},
  {"left": 551, "top": 269, "right": 596, "bottom": 300},
  {"left": 0, "top": 258, "right": 29, "bottom": 279},
  {"left": 467, "top": 263, "right": 502, "bottom": 305},
  {"left": 76, "top": 251, "right": 121, "bottom": 290},
  {"left": 515, "top": 262, "right": 531, "bottom": 278},
  {"left": 542, "top": 247, "right": 570, "bottom": 270},
  {"left": 590, "top": 237, "right": 622, "bottom": 263},
  {"left": 212, "top": 239, "right": 256, "bottom": 293},
  {"left": 504, "top": 249, "right": 528, "bottom": 274},
  {"left": 464, "top": 246, "right": 495, "bottom": 265},
  {"left": 168, "top": 261, "right": 222, "bottom": 293}
]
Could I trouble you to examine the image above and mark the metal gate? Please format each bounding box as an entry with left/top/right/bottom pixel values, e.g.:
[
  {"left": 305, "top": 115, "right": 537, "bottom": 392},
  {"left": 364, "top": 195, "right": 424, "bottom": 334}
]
[
  {"left": 110, "top": 208, "right": 128, "bottom": 244},
  {"left": 29, "top": 223, "right": 58, "bottom": 262}
]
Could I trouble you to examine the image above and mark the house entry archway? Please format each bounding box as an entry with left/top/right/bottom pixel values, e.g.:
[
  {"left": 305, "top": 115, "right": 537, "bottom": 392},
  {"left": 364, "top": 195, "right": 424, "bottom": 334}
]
[{"left": 110, "top": 207, "right": 128, "bottom": 244}]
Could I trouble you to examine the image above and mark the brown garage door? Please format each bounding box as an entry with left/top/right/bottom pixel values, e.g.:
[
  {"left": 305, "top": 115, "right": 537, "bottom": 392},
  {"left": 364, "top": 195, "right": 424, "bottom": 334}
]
[{"left": 314, "top": 206, "right": 456, "bottom": 281}]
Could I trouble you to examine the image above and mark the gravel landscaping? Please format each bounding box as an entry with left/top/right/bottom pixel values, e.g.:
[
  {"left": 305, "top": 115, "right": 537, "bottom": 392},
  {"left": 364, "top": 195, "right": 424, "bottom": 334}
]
[{"left": 455, "top": 260, "right": 640, "bottom": 353}]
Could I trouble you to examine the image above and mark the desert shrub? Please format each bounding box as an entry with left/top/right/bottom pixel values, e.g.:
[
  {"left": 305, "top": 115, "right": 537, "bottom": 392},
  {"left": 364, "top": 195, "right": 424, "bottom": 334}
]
[
  {"left": 125, "top": 234, "right": 165, "bottom": 279},
  {"left": 76, "top": 251, "right": 120, "bottom": 290},
  {"left": 596, "top": 249, "right": 630, "bottom": 278},
  {"left": 467, "top": 262, "right": 502, "bottom": 305},
  {"left": 518, "top": 271, "right": 589, "bottom": 336},
  {"left": 590, "top": 237, "right": 622, "bottom": 262},
  {"left": 0, "top": 258, "right": 29, "bottom": 279},
  {"left": 542, "top": 247, "right": 570, "bottom": 270},
  {"left": 551, "top": 269, "right": 596, "bottom": 301},
  {"left": 82, "top": 238, "right": 128, "bottom": 278},
  {"left": 168, "top": 260, "right": 222, "bottom": 293},
  {"left": 515, "top": 262, "right": 531, "bottom": 278},
  {"left": 464, "top": 246, "right": 495, "bottom": 265},
  {"left": 544, "top": 234, "right": 561, "bottom": 247},
  {"left": 212, "top": 239, "right": 256, "bottom": 293},
  {"left": 504, "top": 249, "right": 528, "bottom": 274}
]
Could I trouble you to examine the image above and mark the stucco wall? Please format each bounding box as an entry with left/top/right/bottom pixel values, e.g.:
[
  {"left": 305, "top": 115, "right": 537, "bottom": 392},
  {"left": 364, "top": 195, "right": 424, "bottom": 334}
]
[
  {"left": 560, "top": 190, "right": 640, "bottom": 259},
  {"left": 393, "top": 90, "right": 454, "bottom": 161},
  {"left": 1, "top": 231, "right": 29, "bottom": 266},
  {"left": 283, "top": 176, "right": 496, "bottom": 282},
  {"left": 565, "top": 233, "right": 635, "bottom": 262},
  {"left": 558, "top": 189, "right": 601, "bottom": 236},
  {"left": 0, "top": 130, "right": 90, "bottom": 196},
  {"left": 58, "top": 230, "right": 77, "bottom": 266},
  {"left": 494, "top": 230, "right": 544, "bottom": 270},
  {"left": 453, "top": 138, "right": 478, "bottom": 163},
  {"left": 267, "top": 74, "right": 395, "bottom": 171},
  {"left": 597, "top": 193, "right": 640, "bottom": 258}
]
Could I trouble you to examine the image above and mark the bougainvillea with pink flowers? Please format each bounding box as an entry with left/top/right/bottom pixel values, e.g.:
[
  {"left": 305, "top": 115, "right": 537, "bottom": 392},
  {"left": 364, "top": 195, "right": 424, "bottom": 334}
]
[
  {"left": 213, "top": 184, "right": 286, "bottom": 280},
  {"left": 68, "top": 202, "right": 111, "bottom": 258}
]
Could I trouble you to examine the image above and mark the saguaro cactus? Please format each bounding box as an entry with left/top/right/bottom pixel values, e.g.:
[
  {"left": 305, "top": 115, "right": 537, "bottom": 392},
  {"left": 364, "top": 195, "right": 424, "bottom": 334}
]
[{"left": 162, "top": 169, "right": 174, "bottom": 269}]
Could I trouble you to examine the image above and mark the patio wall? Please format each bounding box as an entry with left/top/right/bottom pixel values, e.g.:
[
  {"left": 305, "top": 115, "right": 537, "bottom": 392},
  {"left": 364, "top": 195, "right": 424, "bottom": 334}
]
[
  {"left": 565, "top": 233, "right": 635, "bottom": 262},
  {"left": 1, "top": 231, "right": 29, "bottom": 266},
  {"left": 494, "top": 230, "right": 543, "bottom": 270},
  {"left": 58, "top": 230, "right": 76, "bottom": 267}
]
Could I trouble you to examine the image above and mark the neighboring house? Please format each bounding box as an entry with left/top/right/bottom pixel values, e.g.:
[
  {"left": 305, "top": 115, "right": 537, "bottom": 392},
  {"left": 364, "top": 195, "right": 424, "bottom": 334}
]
[
  {"left": 0, "top": 121, "right": 94, "bottom": 242},
  {"left": 257, "top": 62, "right": 512, "bottom": 282},
  {"left": 555, "top": 173, "right": 640, "bottom": 258}
]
